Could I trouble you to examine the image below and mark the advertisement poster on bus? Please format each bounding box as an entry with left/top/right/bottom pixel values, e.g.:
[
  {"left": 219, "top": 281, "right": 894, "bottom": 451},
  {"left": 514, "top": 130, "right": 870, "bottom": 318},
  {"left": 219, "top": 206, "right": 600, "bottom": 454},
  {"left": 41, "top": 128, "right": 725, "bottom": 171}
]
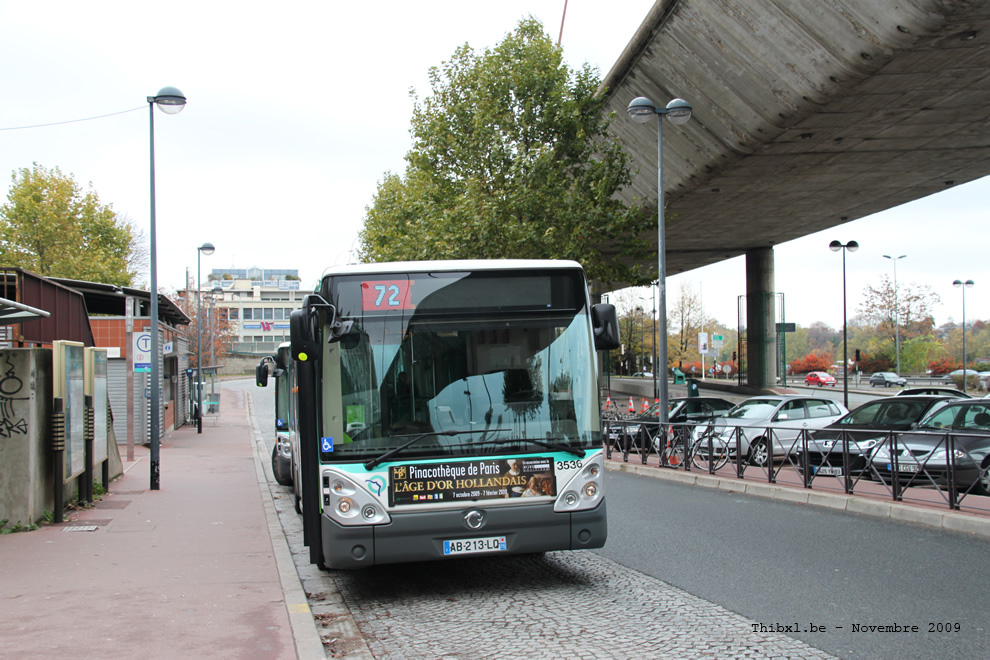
[{"left": 389, "top": 457, "right": 555, "bottom": 506}]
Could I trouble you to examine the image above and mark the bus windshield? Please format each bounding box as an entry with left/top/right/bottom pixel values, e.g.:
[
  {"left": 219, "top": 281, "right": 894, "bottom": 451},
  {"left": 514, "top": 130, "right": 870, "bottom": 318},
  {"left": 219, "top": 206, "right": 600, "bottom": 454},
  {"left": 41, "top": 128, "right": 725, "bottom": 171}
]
[{"left": 326, "top": 269, "right": 599, "bottom": 461}]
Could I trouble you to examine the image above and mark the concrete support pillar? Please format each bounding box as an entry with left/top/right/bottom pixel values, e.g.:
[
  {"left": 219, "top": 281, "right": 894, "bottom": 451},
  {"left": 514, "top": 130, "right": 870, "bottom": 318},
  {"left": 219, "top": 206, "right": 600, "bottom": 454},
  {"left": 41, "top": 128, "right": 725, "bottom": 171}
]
[{"left": 745, "top": 247, "right": 777, "bottom": 389}]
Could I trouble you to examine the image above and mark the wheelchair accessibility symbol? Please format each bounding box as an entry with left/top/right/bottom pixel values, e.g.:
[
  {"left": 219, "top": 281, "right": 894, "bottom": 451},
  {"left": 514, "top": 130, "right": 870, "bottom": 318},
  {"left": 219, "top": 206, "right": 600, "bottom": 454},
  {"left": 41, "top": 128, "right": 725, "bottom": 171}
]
[{"left": 321, "top": 437, "right": 334, "bottom": 453}]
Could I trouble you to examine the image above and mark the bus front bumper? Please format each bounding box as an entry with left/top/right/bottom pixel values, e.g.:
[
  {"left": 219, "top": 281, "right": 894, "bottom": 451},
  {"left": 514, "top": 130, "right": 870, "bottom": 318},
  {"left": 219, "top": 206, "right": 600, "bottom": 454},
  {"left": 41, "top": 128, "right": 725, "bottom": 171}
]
[{"left": 321, "top": 499, "right": 607, "bottom": 569}]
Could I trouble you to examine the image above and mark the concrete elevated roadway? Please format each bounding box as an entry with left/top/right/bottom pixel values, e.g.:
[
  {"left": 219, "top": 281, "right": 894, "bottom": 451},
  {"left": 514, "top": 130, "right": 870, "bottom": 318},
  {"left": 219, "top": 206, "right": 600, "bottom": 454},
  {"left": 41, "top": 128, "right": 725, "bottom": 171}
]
[{"left": 599, "top": 0, "right": 990, "bottom": 386}]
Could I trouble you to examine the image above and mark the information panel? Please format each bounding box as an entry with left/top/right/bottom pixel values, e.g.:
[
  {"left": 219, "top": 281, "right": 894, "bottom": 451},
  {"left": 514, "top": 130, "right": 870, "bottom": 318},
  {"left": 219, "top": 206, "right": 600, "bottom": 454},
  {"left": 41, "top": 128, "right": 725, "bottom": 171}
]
[
  {"left": 54, "top": 340, "right": 86, "bottom": 480},
  {"left": 86, "top": 348, "right": 110, "bottom": 464},
  {"left": 389, "top": 456, "right": 555, "bottom": 506}
]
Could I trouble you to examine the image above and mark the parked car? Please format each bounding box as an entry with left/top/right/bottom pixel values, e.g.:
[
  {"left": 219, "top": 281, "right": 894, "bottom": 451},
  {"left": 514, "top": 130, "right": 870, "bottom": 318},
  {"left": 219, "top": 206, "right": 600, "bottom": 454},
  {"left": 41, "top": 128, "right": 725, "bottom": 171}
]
[
  {"left": 870, "top": 399, "right": 990, "bottom": 496},
  {"left": 693, "top": 395, "right": 847, "bottom": 467},
  {"left": 896, "top": 387, "right": 971, "bottom": 398},
  {"left": 805, "top": 371, "right": 836, "bottom": 387},
  {"left": 631, "top": 371, "right": 654, "bottom": 378},
  {"left": 605, "top": 396, "right": 734, "bottom": 449},
  {"left": 796, "top": 396, "right": 956, "bottom": 478},
  {"left": 942, "top": 369, "right": 979, "bottom": 383},
  {"left": 869, "top": 372, "right": 907, "bottom": 387}
]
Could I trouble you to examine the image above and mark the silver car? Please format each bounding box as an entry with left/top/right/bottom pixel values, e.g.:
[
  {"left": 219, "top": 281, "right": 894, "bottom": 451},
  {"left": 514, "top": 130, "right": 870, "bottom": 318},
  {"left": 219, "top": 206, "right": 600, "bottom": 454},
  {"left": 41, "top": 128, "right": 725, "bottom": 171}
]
[{"left": 695, "top": 395, "right": 847, "bottom": 467}]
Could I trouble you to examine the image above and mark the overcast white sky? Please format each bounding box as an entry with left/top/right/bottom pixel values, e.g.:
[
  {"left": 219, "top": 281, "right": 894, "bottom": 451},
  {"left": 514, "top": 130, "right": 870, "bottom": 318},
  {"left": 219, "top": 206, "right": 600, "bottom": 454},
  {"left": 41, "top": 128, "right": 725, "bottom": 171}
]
[{"left": 1, "top": 1, "right": 986, "bottom": 330}]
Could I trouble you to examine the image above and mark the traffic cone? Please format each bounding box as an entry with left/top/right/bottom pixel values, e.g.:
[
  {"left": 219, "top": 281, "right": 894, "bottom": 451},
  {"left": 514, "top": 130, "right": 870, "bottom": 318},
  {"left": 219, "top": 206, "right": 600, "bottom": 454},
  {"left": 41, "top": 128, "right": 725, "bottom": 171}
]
[
  {"left": 654, "top": 398, "right": 660, "bottom": 415},
  {"left": 641, "top": 398, "right": 649, "bottom": 413},
  {"left": 628, "top": 397, "right": 635, "bottom": 413},
  {"left": 605, "top": 396, "right": 612, "bottom": 410}
]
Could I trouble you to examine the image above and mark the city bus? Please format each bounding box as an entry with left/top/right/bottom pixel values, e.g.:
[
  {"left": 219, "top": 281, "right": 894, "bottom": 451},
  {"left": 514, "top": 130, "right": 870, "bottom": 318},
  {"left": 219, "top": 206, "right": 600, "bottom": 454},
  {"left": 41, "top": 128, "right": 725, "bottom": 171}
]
[
  {"left": 288, "top": 259, "right": 619, "bottom": 569},
  {"left": 256, "top": 343, "right": 297, "bottom": 491}
]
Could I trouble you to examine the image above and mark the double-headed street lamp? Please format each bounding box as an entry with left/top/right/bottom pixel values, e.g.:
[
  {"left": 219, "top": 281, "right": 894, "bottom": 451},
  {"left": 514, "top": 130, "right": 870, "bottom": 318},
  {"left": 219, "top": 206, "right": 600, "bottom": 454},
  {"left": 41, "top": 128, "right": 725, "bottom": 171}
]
[
  {"left": 883, "top": 254, "right": 907, "bottom": 375},
  {"left": 196, "top": 243, "right": 215, "bottom": 433},
  {"left": 628, "top": 96, "right": 692, "bottom": 424},
  {"left": 148, "top": 86, "right": 186, "bottom": 490},
  {"left": 830, "top": 240, "right": 858, "bottom": 408},
  {"left": 953, "top": 279, "right": 975, "bottom": 394}
]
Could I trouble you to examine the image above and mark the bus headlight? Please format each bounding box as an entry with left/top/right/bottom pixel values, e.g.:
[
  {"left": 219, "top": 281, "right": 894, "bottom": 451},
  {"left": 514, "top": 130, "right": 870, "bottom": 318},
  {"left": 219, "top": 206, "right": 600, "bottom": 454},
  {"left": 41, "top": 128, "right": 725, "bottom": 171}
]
[
  {"left": 554, "top": 453, "right": 604, "bottom": 513},
  {"left": 322, "top": 469, "right": 391, "bottom": 526}
]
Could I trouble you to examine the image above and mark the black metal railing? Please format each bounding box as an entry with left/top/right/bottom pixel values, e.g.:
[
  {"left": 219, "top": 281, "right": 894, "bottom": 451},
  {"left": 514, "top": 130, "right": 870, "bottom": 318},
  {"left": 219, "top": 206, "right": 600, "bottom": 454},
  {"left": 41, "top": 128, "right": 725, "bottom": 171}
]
[{"left": 602, "top": 418, "right": 990, "bottom": 512}]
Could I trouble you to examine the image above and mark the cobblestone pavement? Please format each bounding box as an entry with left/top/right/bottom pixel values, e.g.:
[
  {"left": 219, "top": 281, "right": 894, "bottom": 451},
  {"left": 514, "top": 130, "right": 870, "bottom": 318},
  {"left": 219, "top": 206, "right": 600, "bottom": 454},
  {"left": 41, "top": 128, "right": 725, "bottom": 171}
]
[
  {"left": 325, "top": 551, "right": 834, "bottom": 659},
  {"left": 242, "top": 380, "right": 834, "bottom": 659}
]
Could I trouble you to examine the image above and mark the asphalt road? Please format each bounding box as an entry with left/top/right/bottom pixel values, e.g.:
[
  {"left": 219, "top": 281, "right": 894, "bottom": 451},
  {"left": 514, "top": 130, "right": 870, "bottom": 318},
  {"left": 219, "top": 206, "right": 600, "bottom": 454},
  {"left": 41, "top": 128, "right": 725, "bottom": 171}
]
[{"left": 595, "top": 469, "right": 990, "bottom": 659}]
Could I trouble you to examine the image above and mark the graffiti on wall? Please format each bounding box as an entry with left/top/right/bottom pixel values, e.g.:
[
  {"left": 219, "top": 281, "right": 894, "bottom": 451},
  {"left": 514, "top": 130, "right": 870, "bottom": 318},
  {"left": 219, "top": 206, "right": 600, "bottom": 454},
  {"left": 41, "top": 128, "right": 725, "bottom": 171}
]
[{"left": 0, "top": 354, "right": 29, "bottom": 437}]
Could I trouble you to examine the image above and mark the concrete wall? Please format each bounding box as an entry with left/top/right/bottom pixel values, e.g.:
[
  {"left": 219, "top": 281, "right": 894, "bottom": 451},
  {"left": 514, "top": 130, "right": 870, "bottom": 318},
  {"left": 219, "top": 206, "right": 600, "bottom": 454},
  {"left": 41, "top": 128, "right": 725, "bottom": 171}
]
[
  {"left": 225, "top": 352, "right": 266, "bottom": 376},
  {"left": 0, "top": 348, "right": 122, "bottom": 527}
]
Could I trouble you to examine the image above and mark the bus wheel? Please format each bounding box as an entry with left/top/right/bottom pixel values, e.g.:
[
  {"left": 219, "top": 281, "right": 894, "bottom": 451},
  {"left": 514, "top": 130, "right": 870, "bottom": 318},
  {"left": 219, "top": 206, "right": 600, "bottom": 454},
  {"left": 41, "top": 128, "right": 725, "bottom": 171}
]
[{"left": 272, "top": 446, "right": 293, "bottom": 486}]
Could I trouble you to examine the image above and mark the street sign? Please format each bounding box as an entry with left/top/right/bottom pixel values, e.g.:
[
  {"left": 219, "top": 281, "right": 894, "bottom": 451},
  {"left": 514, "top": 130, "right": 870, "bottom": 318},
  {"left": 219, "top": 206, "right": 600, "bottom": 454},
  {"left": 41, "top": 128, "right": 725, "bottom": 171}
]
[{"left": 133, "top": 332, "right": 151, "bottom": 373}]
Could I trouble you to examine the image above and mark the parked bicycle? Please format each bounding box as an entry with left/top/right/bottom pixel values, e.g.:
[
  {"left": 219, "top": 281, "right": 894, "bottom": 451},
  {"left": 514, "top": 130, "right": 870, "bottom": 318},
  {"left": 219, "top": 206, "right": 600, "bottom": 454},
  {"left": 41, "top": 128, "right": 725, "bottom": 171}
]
[{"left": 657, "top": 423, "right": 732, "bottom": 472}]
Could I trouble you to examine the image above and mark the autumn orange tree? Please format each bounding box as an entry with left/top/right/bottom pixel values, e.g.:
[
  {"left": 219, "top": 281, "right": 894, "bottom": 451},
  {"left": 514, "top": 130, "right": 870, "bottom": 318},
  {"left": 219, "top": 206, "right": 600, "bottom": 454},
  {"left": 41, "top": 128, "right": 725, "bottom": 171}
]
[{"left": 789, "top": 351, "right": 834, "bottom": 374}]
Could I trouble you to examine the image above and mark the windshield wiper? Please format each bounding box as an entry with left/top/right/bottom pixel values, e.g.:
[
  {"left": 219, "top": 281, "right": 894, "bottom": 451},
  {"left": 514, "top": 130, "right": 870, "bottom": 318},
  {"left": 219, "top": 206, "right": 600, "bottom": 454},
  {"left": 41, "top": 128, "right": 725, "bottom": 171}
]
[
  {"left": 474, "top": 436, "right": 586, "bottom": 458},
  {"left": 364, "top": 429, "right": 493, "bottom": 470}
]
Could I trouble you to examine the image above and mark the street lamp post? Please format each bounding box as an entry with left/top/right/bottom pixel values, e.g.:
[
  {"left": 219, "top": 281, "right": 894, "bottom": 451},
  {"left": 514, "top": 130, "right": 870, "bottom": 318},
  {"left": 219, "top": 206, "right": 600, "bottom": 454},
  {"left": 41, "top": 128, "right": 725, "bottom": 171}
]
[
  {"left": 148, "top": 86, "right": 186, "bottom": 490},
  {"left": 830, "top": 240, "right": 859, "bottom": 409},
  {"left": 953, "top": 279, "right": 975, "bottom": 394},
  {"left": 651, "top": 286, "right": 658, "bottom": 400},
  {"left": 196, "top": 243, "right": 215, "bottom": 433},
  {"left": 628, "top": 96, "right": 692, "bottom": 424},
  {"left": 883, "top": 254, "right": 907, "bottom": 375}
]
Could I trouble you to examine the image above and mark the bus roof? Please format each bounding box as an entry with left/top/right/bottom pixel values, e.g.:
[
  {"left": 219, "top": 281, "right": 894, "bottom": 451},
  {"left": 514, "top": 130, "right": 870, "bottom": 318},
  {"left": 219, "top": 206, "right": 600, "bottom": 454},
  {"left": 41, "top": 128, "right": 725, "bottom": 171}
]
[{"left": 320, "top": 259, "right": 584, "bottom": 279}]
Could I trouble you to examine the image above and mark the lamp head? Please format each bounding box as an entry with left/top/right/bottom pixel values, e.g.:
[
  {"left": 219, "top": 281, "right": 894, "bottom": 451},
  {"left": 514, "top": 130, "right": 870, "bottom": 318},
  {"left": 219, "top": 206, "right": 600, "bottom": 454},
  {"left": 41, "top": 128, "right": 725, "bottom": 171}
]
[
  {"left": 665, "top": 98, "right": 692, "bottom": 125},
  {"left": 152, "top": 86, "right": 187, "bottom": 115},
  {"left": 627, "top": 97, "right": 656, "bottom": 123},
  {"left": 846, "top": 240, "right": 859, "bottom": 252},
  {"left": 829, "top": 240, "right": 842, "bottom": 252},
  {"left": 199, "top": 242, "right": 215, "bottom": 256},
  {"left": 954, "top": 279, "right": 975, "bottom": 288}
]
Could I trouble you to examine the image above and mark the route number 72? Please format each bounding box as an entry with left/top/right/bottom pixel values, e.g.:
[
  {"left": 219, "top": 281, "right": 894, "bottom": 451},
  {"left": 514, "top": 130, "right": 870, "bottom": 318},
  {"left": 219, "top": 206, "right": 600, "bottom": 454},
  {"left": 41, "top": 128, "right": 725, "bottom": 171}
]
[{"left": 361, "top": 280, "right": 413, "bottom": 310}]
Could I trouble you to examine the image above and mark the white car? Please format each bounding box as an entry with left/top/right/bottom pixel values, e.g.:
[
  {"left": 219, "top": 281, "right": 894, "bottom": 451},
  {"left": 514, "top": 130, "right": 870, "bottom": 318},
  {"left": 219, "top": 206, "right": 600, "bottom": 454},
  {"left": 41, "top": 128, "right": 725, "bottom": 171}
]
[{"left": 694, "top": 395, "right": 848, "bottom": 467}]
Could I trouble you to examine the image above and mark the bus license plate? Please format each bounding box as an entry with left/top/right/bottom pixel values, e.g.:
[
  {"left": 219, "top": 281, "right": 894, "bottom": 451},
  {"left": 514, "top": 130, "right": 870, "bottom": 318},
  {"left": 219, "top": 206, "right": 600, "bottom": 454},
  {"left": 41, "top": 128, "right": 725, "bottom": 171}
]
[{"left": 443, "top": 536, "right": 507, "bottom": 556}]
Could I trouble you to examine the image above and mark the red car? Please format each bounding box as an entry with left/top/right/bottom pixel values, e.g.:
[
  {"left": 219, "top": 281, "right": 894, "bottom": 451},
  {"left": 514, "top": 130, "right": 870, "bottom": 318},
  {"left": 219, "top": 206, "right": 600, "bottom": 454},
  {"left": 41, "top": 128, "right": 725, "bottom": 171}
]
[{"left": 805, "top": 371, "right": 836, "bottom": 387}]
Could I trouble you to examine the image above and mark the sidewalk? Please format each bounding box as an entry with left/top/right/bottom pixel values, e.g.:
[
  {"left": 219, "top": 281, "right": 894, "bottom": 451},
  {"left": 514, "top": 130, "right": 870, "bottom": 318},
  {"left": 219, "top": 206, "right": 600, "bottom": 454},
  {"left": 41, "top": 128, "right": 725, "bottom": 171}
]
[{"left": 0, "top": 387, "right": 325, "bottom": 659}]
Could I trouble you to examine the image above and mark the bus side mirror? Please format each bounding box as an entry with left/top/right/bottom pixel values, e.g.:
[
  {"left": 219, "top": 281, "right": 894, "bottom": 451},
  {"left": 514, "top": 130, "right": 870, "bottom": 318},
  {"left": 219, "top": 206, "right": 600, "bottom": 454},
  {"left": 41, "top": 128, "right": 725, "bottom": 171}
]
[
  {"left": 290, "top": 307, "right": 321, "bottom": 363},
  {"left": 255, "top": 362, "right": 269, "bottom": 387},
  {"left": 591, "top": 304, "right": 620, "bottom": 351}
]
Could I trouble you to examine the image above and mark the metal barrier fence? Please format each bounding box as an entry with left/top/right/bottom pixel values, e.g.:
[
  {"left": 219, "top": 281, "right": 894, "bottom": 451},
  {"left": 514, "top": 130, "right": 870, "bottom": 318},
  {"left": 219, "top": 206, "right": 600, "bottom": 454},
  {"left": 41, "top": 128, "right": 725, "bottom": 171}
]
[{"left": 602, "top": 418, "right": 990, "bottom": 512}]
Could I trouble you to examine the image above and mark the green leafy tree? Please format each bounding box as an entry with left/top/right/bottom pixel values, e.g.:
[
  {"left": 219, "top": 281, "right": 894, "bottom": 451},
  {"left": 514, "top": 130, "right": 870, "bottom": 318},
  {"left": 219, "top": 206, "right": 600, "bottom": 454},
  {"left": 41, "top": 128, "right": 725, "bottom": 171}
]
[
  {"left": 0, "top": 164, "right": 139, "bottom": 286},
  {"left": 900, "top": 335, "right": 947, "bottom": 373},
  {"left": 359, "top": 18, "right": 654, "bottom": 285}
]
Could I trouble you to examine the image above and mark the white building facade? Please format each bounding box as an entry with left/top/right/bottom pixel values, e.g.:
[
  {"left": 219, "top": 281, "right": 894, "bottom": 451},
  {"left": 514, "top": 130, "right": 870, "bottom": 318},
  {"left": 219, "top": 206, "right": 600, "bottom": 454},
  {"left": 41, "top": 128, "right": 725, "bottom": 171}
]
[{"left": 208, "top": 267, "right": 308, "bottom": 355}]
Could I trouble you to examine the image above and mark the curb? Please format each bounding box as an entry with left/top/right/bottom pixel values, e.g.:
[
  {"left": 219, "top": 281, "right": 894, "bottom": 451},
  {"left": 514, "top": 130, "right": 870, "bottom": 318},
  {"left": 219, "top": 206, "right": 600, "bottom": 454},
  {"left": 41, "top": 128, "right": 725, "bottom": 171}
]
[
  {"left": 607, "top": 461, "right": 990, "bottom": 539},
  {"left": 247, "top": 396, "right": 329, "bottom": 660}
]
